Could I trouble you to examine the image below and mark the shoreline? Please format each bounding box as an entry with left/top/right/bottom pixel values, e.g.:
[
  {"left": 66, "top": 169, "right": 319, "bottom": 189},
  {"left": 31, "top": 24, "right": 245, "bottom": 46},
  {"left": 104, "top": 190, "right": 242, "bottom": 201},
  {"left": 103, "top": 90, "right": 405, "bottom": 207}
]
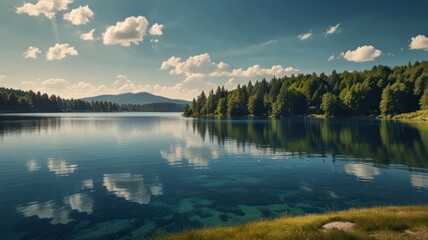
[
  {"left": 187, "top": 110, "right": 428, "bottom": 122},
  {"left": 154, "top": 205, "right": 428, "bottom": 240}
]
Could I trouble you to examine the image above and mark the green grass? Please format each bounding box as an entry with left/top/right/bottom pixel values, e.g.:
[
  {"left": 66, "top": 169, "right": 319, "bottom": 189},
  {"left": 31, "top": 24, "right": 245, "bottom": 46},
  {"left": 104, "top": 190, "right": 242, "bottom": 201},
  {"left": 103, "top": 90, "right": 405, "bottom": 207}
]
[
  {"left": 153, "top": 205, "right": 428, "bottom": 240},
  {"left": 392, "top": 110, "right": 428, "bottom": 121}
]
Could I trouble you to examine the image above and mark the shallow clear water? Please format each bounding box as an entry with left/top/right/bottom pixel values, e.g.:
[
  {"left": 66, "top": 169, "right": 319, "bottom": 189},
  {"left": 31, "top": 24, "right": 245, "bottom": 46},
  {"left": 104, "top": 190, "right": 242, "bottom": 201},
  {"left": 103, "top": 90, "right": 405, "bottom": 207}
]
[{"left": 0, "top": 113, "right": 427, "bottom": 239}]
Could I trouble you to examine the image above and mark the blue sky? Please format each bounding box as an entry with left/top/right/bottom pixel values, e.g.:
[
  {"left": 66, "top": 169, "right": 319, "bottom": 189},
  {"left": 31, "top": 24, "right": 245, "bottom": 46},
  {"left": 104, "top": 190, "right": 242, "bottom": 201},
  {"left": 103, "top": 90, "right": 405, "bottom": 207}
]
[{"left": 0, "top": 0, "right": 428, "bottom": 100}]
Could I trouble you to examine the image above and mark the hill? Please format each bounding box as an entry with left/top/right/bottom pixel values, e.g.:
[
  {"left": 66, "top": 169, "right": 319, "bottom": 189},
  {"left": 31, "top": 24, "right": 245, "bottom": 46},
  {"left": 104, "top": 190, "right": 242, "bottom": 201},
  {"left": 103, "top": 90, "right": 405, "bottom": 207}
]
[
  {"left": 82, "top": 92, "right": 190, "bottom": 106},
  {"left": 0, "top": 87, "right": 185, "bottom": 113}
]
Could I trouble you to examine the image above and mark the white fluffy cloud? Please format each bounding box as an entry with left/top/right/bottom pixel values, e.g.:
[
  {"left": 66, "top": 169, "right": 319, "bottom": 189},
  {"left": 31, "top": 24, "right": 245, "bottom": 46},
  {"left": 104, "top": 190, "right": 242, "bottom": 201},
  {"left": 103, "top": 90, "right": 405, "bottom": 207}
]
[
  {"left": 326, "top": 23, "right": 340, "bottom": 35},
  {"left": 298, "top": 32, "right": 312, "bottom": 40},
  {"left": 102, "top": 16, "right": 149, "bottom": 46},
  {"left": 16, "top": 0, "right": 73, "bottom": 19},
  {"left": 409, "top": 35, "right": 428, "bottom": 51},
  {"left": 80, "top": 29, "right": 96, "bottom": 41},
  {"left": 228, "top": 65, "right": 297, "bottom": 78},
  {"left": 46, "top": 43, "right": 78, "bottom": 60},
  {"left": 149, "top": 23, "right": 164, "bottom": 36},
  {"left": 19, "top": 76, "right": 200, "bottom": 100},
  {"left": 63, "top": 5, "right": 94, "bottom": 25},
  {"left": 41, "top": 78, "right": 69, "bottom": 89},
  {"left": 161, "top": 53, "right": 229, "bottom": 76},
  {"left": 342, "top": 45, "right": 382, "bottom": 62},
  {"left": 18, "top": 53, "right": 298, "bottom": 101},
  {"left": 161, "top": 53, "right": 298, "bottom": 79},
  {"left": 23, "top": 46, "right": 42, "bottom": 58}
]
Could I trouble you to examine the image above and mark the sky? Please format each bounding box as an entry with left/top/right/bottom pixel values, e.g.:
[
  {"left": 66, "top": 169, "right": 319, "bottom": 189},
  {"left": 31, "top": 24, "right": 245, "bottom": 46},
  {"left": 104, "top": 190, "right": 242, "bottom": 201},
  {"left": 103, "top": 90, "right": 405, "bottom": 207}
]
[{"left": 0, "top": 0, "right": 428, "bottom": 100}]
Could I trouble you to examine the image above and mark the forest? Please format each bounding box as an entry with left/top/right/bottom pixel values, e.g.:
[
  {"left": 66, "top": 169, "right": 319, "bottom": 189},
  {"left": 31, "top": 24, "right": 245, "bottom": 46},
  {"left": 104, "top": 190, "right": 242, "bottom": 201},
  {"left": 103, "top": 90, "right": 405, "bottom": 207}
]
[
  {"left": 183, "top": 61, "right": 428, "bottom": 118},
  {"left": 0, "top": 87, "right": 184, "bottom": 112}
]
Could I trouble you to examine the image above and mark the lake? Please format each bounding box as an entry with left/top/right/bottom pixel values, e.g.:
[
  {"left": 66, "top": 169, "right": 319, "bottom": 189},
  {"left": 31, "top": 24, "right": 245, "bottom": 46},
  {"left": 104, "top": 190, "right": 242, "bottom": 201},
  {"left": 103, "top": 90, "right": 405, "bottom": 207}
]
[{"left": 0, "top": 113, "right": 427, "bottom": 239}]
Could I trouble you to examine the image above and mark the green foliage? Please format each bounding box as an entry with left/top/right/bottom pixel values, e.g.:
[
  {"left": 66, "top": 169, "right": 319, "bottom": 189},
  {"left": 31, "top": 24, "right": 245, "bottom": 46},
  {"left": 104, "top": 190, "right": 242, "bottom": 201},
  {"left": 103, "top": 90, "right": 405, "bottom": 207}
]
[
  {"left": 183, "top": 104, "right": 192, "bottom": 117},
  {"left": 380, "top": 84, "right": 405, "bottom": 116},
  {"left": 0, "top": 87, "right": 183, "bottom": 113},
  {"left": 216, "top": 98, "right": 227, "bottom": 116},
  {"left": 185, "top": 61, "right": 428, "bottom": 117},
  {"left": 321, "top": 92, "right": 342, "bottom": 116},
  {"left": 420, "top": 89, "right": 428, "bottom": 110},
  {"left": 248, "top": 93, "right": 265, "bottom": 116}
]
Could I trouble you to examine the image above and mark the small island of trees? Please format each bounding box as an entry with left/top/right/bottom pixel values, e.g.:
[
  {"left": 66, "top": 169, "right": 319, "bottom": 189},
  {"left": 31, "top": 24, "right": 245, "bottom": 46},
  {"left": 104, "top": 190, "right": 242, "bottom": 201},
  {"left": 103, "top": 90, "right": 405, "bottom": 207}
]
[{"left": 183, "top": 61, "right": 428, "bottom": 118}]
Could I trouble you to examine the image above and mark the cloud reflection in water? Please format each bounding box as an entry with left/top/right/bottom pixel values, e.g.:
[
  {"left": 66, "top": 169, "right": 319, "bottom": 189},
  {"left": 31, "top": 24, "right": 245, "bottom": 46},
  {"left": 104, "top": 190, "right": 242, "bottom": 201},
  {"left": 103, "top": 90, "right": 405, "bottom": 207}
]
[
  {"left": 103, "top": 173, "right": 153, "bottom": 204},
  {"left": 47, "top": 158, "right": 77, "bottom": 176},
  {"left": 344, "top": 163, "right": 380, "bottom": 180}
]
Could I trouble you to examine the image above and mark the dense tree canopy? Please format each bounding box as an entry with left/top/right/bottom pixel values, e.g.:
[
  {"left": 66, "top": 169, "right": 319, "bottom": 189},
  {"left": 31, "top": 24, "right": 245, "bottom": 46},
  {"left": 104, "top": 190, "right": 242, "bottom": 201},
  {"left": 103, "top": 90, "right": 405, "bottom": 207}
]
[
  {"left": 0, "top": 88, "right": 184, "bottom": 113},
  {"left": 184, "top": 61, "right": 428, "bottom": 117}
]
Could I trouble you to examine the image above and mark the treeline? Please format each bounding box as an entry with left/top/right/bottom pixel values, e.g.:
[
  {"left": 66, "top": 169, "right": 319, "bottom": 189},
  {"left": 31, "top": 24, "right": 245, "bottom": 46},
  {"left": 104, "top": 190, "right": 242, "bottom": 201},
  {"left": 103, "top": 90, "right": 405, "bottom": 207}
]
[
  {"left": 0, "top": 87, "right": 184, "bottom": 112},
  {"left": 184, "top": 61, "right": 428, "bottom": 117}
]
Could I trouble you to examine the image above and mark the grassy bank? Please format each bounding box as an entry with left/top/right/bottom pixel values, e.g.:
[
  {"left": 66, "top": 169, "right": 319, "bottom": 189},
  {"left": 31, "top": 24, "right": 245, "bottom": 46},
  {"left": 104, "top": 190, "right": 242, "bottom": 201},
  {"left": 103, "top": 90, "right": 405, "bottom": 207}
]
[
  {"left": 155, "top": 205, "right": 428, "bottom": 240},
  {"left": 392, "top": 110, "right": 428, "bottom": 121}
]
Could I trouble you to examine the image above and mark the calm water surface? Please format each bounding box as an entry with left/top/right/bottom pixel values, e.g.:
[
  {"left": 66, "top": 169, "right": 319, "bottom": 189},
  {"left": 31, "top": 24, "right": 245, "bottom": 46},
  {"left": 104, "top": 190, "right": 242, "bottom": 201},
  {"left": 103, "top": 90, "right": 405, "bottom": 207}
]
[{"left": 0, "top": 113, "right": 427, "bottom": 239}]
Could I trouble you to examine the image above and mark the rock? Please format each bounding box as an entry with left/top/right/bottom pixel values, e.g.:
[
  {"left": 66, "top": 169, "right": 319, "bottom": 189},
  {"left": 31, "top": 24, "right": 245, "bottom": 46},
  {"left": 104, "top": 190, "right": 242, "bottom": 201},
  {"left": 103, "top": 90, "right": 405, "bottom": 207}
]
[
  {"left": 321, "top": 221, "right": 355, "bottom": 232},
  {"left": 404, "top": 228, "right": 428, "bottom": 239}
]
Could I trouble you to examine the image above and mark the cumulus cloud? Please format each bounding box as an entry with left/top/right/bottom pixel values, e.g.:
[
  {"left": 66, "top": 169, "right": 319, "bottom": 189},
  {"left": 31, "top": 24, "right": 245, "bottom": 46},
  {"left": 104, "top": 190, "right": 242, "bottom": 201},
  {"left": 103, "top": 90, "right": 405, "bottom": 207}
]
[
  {"left": 159, "top": 53, "right": 298, "bottom": 98},
  {"left": 228, "top": 65, "right": 297, "bottom": 78},
  {"left": 298, "top": 32, "right": 312, "bottom": 40},
  {"left": 19, "top": 76, "right": 200, "bottom": 100},
  {"left": 161, "top": 53, "right": 229, "bottom": 77},
  {"left": 409, "top": 35, "right": 428, "bottom": 51},
  {"left": 80, "top": 29, "right": 97, "bottom": 41},
  {"left": 16, "top": 0, "right": 73, "bottom": 19},
  {"left": 46, "top": 43, "right": 78, "bottom": 60},
  {"left": 342, "top": 45, "right": 382, "bottom": 62},
  {"left": 149, "top": 23, "right": 164, "bottom": 36},
  {"left": 102, "top": 16, "right": 149, "bottom": 46},
  {"left": 23, "top": 46, "right": 42, "bottom": 59},
  {"left": 326, "top": 23, "right": 340, "bottom": 35},
  {"left": 41, "top": 78, "right": 69, "bottom": 89},
  {"left": 161, "top": 53, "right": 297, "bottom": 79},
  {"left": 18, "top": 53, "right": 298, "bottom": 101},
  {"left": 63, "top": 5, "right": 94, "bottom": 25}
]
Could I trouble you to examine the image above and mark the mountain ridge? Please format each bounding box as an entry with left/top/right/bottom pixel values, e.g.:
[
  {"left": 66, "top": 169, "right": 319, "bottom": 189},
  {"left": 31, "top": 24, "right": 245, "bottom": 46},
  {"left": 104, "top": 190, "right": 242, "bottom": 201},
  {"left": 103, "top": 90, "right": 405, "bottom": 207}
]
[{"left": 82, "top": 92, "right": 190, "bottom": 106}]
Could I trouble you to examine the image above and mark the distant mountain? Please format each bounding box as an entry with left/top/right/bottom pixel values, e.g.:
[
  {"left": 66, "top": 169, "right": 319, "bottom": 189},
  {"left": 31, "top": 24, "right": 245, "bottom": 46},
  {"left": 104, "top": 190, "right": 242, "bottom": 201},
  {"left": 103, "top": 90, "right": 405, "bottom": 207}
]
[{"left": 82, "top": 92, "right": 190, "bottom": 106}]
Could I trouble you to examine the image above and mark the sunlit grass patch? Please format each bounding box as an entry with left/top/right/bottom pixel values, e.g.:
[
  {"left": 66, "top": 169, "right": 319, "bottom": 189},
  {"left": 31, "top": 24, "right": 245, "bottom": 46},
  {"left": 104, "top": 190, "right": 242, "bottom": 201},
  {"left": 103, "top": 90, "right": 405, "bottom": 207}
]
[{"left": 154, "top": 205, "right": 428, "bottom": 240}]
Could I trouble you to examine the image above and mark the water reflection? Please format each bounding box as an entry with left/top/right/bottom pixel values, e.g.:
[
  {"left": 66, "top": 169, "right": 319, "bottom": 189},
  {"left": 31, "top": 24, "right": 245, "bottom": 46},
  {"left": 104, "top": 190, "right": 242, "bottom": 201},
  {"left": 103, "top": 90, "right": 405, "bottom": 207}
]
[
  {"left": 82, "top": 179, "right": 94, "bottom": 190},
  {"left": 1, "top": 114, "right": 428, "bottom": 239},
  {"left": 411, "top": 174, "right": 428, "bottom": 189},
  {"left": 47, "top": 158, "right": 77, "bottom": 176},
  {"left": 344, "top": 163, "right": 380, "bottom": 180},
  {"left": 17, "top": 201, "right": 73, "bottom": 225},
  {"left": 26, "top": 159, "right": 40, "bottom": 172},
  {"left": 160, "top": 144, "right": 219, "bottom": 169},
  {"left": 63, "top": 193, "right": 94, "bottom": 215},
  {"left": 189, "top": 118, "right": 428, "bottom": 168},
  {"left": 103, "top": 173, "right": 151, "bottom": 204}
]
